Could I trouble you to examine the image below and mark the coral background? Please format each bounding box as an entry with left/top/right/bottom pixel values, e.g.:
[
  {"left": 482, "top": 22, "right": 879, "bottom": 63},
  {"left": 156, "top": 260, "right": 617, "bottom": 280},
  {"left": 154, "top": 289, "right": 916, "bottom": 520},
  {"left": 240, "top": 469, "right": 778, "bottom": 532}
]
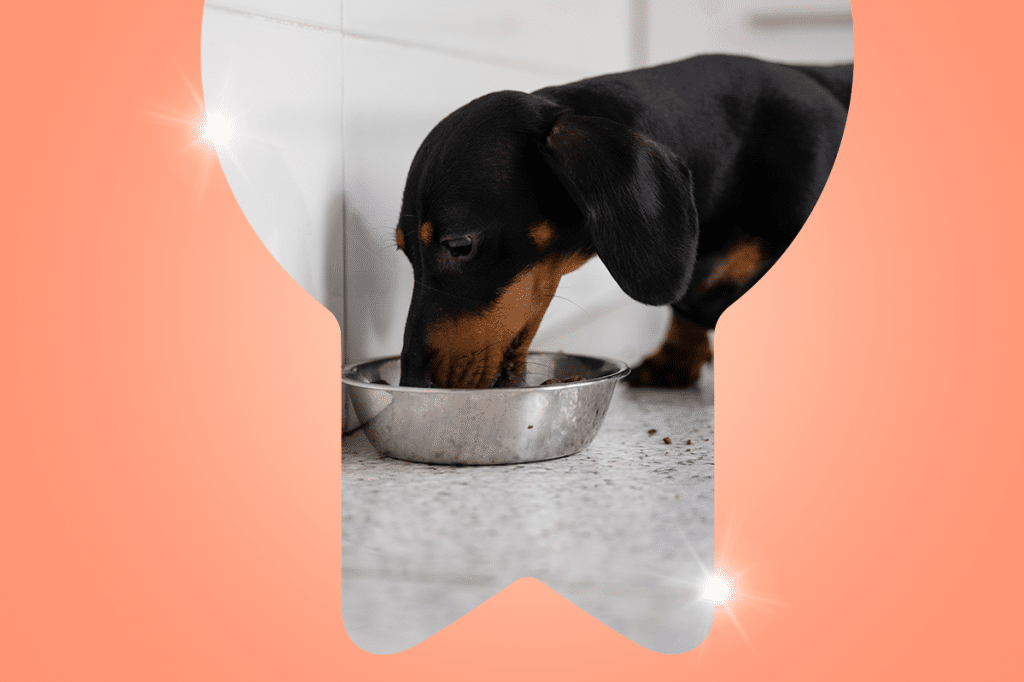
[{"left": 2, "top": 1, "right": 1022, "bottom": 679}]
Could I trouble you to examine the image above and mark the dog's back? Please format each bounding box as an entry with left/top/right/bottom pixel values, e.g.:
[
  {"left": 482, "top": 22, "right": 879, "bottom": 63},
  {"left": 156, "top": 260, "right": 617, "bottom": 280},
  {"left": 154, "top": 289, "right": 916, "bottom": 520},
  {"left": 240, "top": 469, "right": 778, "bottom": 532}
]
[
  {"left": 534, "top": 55, "right": 852, "bottom": 224},
  {"left": 789, "top": 63, "right": 854, "bottom": 109}
]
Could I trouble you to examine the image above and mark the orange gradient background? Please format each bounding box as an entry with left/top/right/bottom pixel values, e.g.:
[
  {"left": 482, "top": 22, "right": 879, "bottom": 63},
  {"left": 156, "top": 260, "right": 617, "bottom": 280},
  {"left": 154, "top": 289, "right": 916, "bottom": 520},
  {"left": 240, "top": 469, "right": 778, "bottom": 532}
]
[{"left": 2, "top": 1, "right": 1022, "bottom": 679}]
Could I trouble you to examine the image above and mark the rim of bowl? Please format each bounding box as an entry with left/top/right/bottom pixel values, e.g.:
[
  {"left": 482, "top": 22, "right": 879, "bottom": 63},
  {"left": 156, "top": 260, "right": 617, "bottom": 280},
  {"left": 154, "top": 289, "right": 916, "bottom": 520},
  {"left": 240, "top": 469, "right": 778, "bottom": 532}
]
[{"left": 341, "top": 352, "right": 631, "bottom": 393}]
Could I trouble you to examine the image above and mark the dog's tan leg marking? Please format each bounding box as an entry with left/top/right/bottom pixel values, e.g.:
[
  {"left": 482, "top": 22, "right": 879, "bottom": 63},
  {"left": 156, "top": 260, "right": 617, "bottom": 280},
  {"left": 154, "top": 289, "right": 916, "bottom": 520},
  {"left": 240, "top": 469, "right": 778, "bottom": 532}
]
[
  {"left": 629, "top": 313, "right": 712, "bottom": 388},
  {"left": 702, "top": 238, "right": 763, "bottom": 290},
  {"left": 419, "top": 221, "right": 433, "bottom": 245},
  {"left": 426, "top": 251, "right": 593, "bottom": 388},
  {"left": 395, "top": 226, "right": 405, "bottom": 250}
]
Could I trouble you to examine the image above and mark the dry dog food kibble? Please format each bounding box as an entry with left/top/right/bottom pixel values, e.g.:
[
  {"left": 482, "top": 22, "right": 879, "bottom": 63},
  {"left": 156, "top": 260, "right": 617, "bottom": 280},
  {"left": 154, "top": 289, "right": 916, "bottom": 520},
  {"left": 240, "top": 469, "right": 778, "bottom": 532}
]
[{"left": 539, "top": 375, "right": 586, "bottom": 386}]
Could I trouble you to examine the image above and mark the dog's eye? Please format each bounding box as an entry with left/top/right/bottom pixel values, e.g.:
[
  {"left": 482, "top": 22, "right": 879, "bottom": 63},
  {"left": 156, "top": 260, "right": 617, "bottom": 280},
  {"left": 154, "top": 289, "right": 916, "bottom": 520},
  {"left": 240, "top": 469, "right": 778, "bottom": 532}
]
[{"left": 441, "top": 235, "right": 475, "bottom": 259}]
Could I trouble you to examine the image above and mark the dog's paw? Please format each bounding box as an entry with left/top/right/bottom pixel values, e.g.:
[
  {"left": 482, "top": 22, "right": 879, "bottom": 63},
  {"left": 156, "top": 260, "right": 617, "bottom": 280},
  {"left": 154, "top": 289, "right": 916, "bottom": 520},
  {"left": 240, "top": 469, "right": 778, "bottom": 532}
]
[
  {"left": 627, "top": 347, "right": 711, "bottom": 388},
  {"left": 627, "top": 316, "right": 712, "bottom": 388}
]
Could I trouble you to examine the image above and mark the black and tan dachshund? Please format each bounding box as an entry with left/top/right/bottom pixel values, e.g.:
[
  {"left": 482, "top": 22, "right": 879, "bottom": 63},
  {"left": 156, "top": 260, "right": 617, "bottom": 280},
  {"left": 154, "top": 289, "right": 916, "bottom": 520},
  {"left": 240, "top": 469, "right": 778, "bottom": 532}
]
[{"left": 393, "top": 54, "right": 852, "bottom": 389}]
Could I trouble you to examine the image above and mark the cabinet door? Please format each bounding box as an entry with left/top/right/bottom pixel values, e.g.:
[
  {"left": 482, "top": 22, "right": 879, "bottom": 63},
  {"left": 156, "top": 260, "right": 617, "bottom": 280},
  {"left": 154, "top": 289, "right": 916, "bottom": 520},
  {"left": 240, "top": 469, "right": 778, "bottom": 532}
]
[{"left": 649, "top": 0, "right": 854, "bottom": 65}]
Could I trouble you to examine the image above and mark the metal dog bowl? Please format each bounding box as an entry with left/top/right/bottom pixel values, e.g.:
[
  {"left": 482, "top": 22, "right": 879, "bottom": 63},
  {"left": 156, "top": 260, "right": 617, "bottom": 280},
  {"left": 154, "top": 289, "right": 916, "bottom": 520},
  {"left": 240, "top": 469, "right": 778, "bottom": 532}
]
[{"left": 343, "top": 352, "right": 629, "bottom": 465}]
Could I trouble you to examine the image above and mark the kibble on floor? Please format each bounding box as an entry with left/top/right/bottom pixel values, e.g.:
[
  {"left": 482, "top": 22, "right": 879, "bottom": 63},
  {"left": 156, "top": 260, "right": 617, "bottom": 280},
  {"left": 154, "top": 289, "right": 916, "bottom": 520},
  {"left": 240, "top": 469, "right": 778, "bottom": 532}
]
[{"left": 342, "top": 365, "right": 715, "bottom": 655}]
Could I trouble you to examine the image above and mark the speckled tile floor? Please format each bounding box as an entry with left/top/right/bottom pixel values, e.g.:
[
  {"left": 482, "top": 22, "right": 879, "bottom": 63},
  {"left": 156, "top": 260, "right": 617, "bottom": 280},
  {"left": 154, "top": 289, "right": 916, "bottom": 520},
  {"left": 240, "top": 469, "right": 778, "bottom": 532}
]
[{"left": 342, "top": 365, "right": 715, "bottom": 654}]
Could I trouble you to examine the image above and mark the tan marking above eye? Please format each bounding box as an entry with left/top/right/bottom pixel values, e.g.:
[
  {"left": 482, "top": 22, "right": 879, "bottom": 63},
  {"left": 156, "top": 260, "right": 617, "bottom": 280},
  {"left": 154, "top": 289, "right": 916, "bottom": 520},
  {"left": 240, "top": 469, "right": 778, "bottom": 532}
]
[
  {"left": 419, "top": 221, "right": 433, "bottom": 245},
  {"left": 424, "top": 251, "right": 594, "bottom": 388},
  {"left": 528, "top": 220, "right": 555, "bottom": 250},
  {"left": 702, "top": 238, "right": 764, "bottom": 289},
  {"left": 395, "top": 226, "right": 405, "bottom": 250}
]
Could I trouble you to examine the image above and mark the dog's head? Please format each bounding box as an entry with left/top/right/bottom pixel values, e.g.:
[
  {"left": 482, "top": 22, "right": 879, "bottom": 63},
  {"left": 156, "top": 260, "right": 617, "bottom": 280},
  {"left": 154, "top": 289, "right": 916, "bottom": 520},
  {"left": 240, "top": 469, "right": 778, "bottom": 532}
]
[{"left": 395, "top": 90, "right": 700, "bottom": 388}]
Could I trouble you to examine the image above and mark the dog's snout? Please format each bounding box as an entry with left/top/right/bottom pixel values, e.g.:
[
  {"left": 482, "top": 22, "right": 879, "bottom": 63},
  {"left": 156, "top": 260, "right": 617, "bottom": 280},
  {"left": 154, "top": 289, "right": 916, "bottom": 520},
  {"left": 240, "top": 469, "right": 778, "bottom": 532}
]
[
  {"left": 399, "top": 364, "right": 433, "bottom": 388},
  {"left": 399, "top": 347, "right": 433, "bottom": 387}
]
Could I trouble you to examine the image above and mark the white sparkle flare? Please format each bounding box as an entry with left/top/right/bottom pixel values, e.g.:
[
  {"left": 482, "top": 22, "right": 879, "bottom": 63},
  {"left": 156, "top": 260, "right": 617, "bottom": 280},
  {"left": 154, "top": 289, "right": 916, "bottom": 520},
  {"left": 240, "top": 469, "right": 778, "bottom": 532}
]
[
  {"left": 703, "top": 574, "right": 732, "bottom": 603},
  {"left": 200, "top": 111, "right": 233, "bottom": 146}
]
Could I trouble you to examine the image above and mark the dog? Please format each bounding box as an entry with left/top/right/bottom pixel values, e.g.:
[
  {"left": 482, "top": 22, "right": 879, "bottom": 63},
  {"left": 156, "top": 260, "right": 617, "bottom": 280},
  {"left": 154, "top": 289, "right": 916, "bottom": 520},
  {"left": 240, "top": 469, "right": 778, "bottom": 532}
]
[{"left": 393, "top": 54, "right": 852, "bottom": 389}]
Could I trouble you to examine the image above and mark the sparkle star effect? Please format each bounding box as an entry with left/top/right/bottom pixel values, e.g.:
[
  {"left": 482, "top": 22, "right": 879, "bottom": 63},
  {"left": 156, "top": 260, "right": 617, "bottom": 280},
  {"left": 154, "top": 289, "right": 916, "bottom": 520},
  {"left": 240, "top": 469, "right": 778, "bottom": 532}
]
[
  {"left": 702, "top": 573, "right": 734, "bottom": 604},
  {"left": 200, "top": 110, "right": 234, "bottom": 146},
  {"left": 141, "top": 66, "right": 257, "bottom": 205},
  {"left": 684, "top": 515, "right": 792, "bottom": 669}
]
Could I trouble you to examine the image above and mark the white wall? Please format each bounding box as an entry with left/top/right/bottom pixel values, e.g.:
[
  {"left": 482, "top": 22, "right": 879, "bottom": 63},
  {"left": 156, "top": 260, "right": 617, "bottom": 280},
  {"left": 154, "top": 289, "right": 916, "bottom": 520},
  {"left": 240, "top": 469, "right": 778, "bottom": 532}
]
[{"left": 200, "top": 0, "right": 344, "bottom": 334}]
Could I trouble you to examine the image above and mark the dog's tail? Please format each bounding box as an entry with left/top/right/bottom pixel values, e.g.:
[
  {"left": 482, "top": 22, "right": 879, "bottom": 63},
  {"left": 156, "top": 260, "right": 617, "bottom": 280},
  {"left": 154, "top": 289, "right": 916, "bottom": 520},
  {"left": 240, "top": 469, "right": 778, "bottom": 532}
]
[{"left": 792, "top": 63, "right": 854, "bottom": 110}]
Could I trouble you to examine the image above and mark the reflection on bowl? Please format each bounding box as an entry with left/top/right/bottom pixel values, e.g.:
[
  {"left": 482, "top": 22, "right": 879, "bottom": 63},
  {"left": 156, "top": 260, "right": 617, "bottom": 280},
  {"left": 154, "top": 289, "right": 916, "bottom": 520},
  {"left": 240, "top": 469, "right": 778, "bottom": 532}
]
[{"left": 342, "top": 352, "right": 629, "bottom": 465}]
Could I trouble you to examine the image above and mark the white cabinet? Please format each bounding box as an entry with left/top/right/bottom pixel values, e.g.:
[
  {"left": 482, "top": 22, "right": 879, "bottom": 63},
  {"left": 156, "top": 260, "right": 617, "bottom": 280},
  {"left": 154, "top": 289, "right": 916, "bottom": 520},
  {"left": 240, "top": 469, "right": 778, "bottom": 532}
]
[{"left": 650, "top": 0, "right": 854, "bottom": 64}]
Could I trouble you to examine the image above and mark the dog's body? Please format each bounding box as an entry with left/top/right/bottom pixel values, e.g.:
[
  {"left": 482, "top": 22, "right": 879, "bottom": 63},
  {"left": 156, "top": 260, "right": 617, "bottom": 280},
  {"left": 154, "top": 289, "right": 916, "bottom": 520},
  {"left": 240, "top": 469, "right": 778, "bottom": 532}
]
[{"left": 394, "top": 54, "right": 852, "bottom": 389}]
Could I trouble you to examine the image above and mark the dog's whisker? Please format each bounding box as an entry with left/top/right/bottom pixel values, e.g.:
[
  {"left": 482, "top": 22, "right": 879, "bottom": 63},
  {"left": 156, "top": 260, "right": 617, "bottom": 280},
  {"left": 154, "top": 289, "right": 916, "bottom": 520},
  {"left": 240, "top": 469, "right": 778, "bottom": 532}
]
[{"left": 550, "top": 294, "right": 587, "bottom": 315}]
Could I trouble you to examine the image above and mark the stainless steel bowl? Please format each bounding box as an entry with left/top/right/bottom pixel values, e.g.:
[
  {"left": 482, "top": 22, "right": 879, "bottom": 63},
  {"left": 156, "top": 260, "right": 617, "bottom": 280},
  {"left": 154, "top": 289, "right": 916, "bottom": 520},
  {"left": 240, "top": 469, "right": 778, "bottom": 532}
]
[{"left": 343, "top": 352, "right": 629, "bottom": 465}]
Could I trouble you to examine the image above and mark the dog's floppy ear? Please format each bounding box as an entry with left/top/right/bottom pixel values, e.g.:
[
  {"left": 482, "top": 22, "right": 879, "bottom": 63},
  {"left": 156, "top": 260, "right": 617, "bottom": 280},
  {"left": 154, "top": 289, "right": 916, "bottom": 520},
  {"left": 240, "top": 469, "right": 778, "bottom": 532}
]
[{"left": 541, "top": 114, "right": 699, "bottom": 306}]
